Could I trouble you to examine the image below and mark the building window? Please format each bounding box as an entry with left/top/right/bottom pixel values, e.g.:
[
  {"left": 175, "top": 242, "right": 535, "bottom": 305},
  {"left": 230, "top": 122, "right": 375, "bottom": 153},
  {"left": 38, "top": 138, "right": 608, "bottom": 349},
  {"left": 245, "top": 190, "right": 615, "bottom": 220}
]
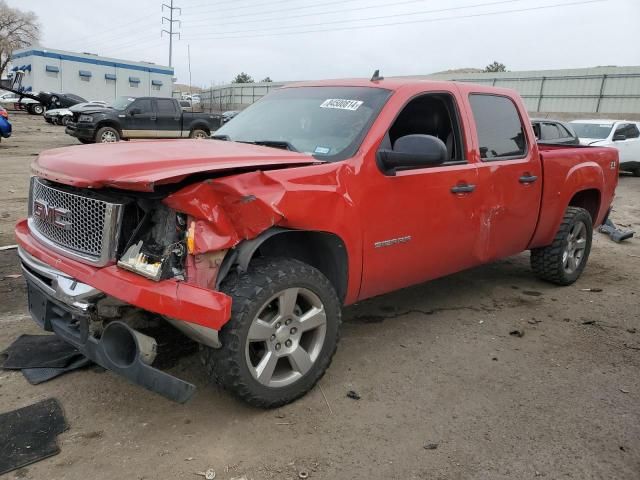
[
  {"left": 129, "top": 76, "right": 141, "bottom": 87},
  {"left": 79, "top": 70, "right": 92, "bottom": 82},
  {"left": 45, "top": 65, "right": 59, "bottom": 73},
  {"left": 105, "top": 73, "right": 117, "bottom": 81}
]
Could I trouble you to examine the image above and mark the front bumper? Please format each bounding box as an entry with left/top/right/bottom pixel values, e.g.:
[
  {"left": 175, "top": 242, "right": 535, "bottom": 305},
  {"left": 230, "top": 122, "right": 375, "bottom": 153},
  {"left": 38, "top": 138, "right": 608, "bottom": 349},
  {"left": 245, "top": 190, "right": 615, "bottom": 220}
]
[
  {"left": 64, "top": 122, "right": 95, "bottom": 140},
  {"left": 19, "top": 247, "right": 197, "bottom": 402},
  {"left": 15, "top": 219, "right": 232, "bottom": 330},
  {"left": 620, "top": 160, "right": 640, "bottom": 172}
]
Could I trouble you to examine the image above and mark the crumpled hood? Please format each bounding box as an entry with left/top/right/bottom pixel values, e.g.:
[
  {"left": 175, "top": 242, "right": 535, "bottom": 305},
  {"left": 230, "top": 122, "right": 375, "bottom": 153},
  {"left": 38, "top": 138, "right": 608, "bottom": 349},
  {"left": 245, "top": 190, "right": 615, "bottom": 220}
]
[{"left": 32, "top": 139, "right": 319, "bottom": 191}]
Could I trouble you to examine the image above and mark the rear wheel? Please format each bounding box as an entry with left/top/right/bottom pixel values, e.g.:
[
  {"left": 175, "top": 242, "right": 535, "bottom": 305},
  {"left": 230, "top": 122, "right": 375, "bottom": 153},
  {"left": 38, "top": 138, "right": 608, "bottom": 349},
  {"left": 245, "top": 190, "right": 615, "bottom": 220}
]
[
  {"left": 95, "top": 126, "right": 120, "bottom": 143},
  {"left": 189, "top": 128, "right": 208, "bottom": 139},
  {"left": 530, "top": 206, "right": 593, "bottom": 285},
  {"left": 201, "top": 257, "right": 341, "bottom": 408},
  {"left": 31, "top": 104, "right": 44, "bottom": 115}
]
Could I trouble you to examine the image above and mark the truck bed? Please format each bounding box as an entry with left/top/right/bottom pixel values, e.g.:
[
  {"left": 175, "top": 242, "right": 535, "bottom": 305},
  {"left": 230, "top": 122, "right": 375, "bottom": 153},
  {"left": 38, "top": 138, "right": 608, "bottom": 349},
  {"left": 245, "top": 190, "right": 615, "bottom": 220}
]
[{"left": 529, "top": 143, "right": 618, "bottom": 248}]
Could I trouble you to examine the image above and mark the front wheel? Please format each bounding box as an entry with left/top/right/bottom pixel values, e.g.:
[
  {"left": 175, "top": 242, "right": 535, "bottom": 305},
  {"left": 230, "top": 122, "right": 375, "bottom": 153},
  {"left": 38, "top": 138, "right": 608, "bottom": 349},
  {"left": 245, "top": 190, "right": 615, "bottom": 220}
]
[
  {"left": 95, "top": 126, "right": 120, "bottom": 143},
  {"left": 189, "top": 128, "right": 209, "bottom": 139},
  {"left": 530, "top": 206, "right": 593, "bottom": 285},
  {"left": 201, "top": 257, "right": 341, "bottom": 408}
]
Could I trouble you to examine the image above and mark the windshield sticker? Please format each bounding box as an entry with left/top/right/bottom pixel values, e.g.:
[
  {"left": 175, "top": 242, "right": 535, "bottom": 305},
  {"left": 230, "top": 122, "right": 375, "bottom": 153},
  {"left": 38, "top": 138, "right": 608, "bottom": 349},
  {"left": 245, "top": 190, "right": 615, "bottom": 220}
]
[
  {"left": 314, "top": 146, "right": 331, "bottom": 155},
  {"left": 320, "top": 99, "right": 363, "bottom": 111}
]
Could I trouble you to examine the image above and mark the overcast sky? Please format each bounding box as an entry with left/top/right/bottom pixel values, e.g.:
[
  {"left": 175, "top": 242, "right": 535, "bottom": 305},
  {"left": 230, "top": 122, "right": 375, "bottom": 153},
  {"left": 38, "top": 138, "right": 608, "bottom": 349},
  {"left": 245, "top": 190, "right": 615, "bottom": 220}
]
[{"left": 7, "top": 0, "right": 640, "bottom": 86}]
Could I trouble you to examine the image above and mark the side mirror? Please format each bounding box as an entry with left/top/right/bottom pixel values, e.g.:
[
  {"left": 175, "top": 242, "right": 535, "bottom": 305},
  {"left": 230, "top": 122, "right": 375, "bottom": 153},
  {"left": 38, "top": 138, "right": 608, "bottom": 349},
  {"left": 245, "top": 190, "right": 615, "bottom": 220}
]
[
  {"left": 129, "top": 108, "right": 141, "bottom": 116},
  {"left": 377, "top": 134, "right": 448, "bottom": 175},
  {"left": 613, "top": 133, "right": 626, "bottom": 141}
]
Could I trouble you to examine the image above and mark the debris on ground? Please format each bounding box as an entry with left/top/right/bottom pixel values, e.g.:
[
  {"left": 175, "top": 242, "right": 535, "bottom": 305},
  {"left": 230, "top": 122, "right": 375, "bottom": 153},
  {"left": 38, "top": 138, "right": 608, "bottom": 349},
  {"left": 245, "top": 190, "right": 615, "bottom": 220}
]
[
  {"left": 522, "top": 291, "right": 542, "bottom": 297},
  {"left": 195, "top": 469, "right": 216, "bottom": 479},
  {"left": 0, "top": 334, "right": 92, "bottom": 384},
  {"left": 582, "top": 320, "right": 596, "bottom": 325},
  {"left": 298, "top": 470, "right": 309, "bottom": 479},
  {"left": 423, "top": 443, "right": 439, "bottom": 450},
  {"left": 2, "top": 274, "right": 21, "bottom": 280},
  {"left": 346, "top": 390, "right": 361, "bottom": 400},
  {"left": 599, "top": 218, "right": 635, "bottom": 242},
  {"left": 0, "top": 398, "right": 68, "bottom": 475},
  {"left": 0, "top": 244, "right": 17, "bottom": 251},
  {"left": 509, "top": 329, "right": 525, "bottom": 338},
  {"left": 627, "top": 328, "right": 637, "bottom": 334},
  {"left": 620, "top": 388, "right": 630, "bottom": 394},
  {"left": 580, "top": 288, "right": 603, "bottom": 292}
]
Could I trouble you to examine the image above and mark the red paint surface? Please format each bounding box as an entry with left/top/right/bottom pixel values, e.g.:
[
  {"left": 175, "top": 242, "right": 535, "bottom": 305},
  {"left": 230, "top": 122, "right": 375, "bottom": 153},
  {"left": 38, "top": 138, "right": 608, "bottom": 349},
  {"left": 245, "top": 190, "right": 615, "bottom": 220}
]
[{"left": 20, "top": 79, "right": 619, "bottom": 330}]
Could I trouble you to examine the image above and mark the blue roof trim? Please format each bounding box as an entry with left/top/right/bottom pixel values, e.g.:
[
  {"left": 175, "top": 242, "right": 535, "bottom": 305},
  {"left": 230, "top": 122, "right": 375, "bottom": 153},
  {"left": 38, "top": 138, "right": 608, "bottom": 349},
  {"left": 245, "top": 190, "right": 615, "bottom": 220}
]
[
  {"left": 151, "top": 79, "right": 163, "bottom": 86},
  {"left": 45, "top": 65, "right": 59, "bottom": 73},
  {"left": 129, "top": 76, "right": 141, "bottom": 83},
  {"left": 12, "top": 49, "right": 173, "bottom": 75},
  {"left": 79, "top": 70, "right": 92, "bottom": 77},
  {"left": 105, "top": 73, "right": 117, "bottom": 80}
]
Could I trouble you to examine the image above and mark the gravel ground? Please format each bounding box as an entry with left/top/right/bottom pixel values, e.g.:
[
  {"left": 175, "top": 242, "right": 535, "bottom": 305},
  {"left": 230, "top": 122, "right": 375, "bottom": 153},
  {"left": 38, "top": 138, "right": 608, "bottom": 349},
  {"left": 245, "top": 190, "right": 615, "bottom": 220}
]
[{"left": 0, "top": 112, "right": 639, "bottom": 480}]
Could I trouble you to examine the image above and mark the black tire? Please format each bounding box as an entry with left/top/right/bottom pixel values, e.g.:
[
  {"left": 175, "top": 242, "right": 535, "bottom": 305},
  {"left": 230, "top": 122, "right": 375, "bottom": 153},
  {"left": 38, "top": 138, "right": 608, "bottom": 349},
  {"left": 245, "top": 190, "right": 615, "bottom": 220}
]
[
  {"left": 632, "top": 168, "right": 640, "bottom": 178},
  {"left": 189, "top": 128, "right": 209, "bottom": 139},
  {"left": 530, "top": 206, "right": 593, "bottom": 285},
  {"left": 31, "top": 104, "right": 44, "bottom": 115},
  {"left": 95, "top": 126, "right": 120, "bottom": 143},
  {"left": 201, "top": 257, "right": 341, "bottom": 408},
  {"left": 60, "top": 116, "right": 70, "bottom": 126},
  {"left": 26, "top": 104, "right": 34, "bottom": 115}
]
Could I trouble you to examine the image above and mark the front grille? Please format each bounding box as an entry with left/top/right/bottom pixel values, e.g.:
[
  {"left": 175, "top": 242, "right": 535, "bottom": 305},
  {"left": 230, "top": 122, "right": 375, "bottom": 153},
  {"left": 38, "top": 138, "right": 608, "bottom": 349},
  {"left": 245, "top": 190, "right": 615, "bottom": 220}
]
[{"left": 28, "top": 177, "right": 125, "bottom": 266}]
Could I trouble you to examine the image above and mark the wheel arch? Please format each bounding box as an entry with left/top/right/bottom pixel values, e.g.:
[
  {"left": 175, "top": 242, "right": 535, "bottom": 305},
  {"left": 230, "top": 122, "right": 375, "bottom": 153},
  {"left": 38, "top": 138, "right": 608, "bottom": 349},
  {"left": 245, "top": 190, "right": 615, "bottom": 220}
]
[
  {"left": 189, "top": 121, "right": 210, "bottom": 135},
  {"left": 219, "top": 228, "right": 349, "bottom": 303},
  {"left": 96, "top": 120, "right": 123, "bottom": 136},
  {"left": 568, "top": 188, "right": 601, "bottom": 223}
]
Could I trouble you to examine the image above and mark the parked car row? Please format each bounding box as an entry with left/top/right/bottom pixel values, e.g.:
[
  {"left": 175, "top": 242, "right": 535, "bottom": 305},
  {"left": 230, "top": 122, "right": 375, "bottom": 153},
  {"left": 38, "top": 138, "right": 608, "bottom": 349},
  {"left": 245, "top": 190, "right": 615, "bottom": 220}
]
[{"left": 531, "top": 117, "right": 640, "bottom": 176}]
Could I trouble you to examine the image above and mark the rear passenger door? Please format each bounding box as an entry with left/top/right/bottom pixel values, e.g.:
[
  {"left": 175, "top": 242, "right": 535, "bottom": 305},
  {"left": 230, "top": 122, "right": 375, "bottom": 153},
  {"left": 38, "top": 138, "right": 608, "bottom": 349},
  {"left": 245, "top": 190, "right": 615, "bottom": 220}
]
[
  {"left": 466, "top": 93, "right": 543, "bottom": 261},
  {"left": 122, "top": 98, "right": 156, "bottom": 138},
  {"left": 155, "top": 98, "right": 182, "bottom": 138}
]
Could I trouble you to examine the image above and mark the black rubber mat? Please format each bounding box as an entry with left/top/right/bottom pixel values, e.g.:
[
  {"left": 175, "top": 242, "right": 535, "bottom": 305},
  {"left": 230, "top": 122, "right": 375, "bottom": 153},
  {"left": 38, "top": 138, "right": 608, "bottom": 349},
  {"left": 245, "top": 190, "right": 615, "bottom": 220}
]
[
  {"left": 22, "top": 356, "right": 93, "bottom": 385},
  {"left": 1, "top": 334, "right": 84, "bottom": 369},
  {"left": 0, "top": 398, "right": 68, "bottom": 475}
]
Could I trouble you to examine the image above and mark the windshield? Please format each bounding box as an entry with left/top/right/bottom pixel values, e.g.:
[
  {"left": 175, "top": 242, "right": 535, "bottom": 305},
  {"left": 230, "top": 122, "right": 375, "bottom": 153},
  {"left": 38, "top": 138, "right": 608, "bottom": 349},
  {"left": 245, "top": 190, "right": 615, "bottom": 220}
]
[
  {"left": 111, "top": 96, "right": 136, "bottom": 110},
  {"left": 214, "top": 86, "right": 392, "bottom": 160},
  {"left": 571, "top": 122, "right": 613, "bottom": 139}
]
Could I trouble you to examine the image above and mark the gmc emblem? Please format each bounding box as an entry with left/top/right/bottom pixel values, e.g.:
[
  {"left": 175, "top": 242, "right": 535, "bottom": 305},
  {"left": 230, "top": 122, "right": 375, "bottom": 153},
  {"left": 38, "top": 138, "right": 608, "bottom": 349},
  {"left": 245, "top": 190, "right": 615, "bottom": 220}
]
[{"left": 33, "top": 199, "right": 72, "bottom": 230}]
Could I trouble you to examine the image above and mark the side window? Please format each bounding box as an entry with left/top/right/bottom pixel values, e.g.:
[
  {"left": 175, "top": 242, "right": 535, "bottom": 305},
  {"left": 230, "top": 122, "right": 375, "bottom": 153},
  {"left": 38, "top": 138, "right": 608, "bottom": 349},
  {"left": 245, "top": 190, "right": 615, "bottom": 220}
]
[
  {"left": 541, "top": 122, "right": 561, "bottom": 140},
  {"left": 157, "top": 99, "right": 178, "bottom": 115},
  {"left": 625, "top": 123, "right": 640, "bottom": 138},
  {"left": 557, "top": 123, "right": 573, "bottom": 138},
  {"left": 469, "top": 94, "right": 527, "bottom": 160},
  {"left": 131, "top": 99, "right": 152, "bottom": 114},
  {"left": 386, "top": 93, "right": 465, "bottom": 163}
]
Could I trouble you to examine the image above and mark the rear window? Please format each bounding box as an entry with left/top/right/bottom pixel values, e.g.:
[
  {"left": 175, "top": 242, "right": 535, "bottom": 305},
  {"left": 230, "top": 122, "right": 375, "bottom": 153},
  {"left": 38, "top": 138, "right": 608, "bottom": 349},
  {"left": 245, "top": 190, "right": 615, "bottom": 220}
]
[
  {"left": 570, "top": 123, "right": 612, "bottom": 139},
  {"left": 469, "top": 94, "right": 527, "bottom": 160}
]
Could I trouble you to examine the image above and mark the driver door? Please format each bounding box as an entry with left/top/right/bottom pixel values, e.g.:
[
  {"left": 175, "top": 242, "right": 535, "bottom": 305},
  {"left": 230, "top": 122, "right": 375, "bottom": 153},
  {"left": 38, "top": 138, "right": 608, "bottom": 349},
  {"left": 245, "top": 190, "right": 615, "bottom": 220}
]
[
  {"left": 123, "top": 98, "right": 156, "bottom": 138},
  {"left": 359, "top": 90, "right": 483, "bottom": 299}
]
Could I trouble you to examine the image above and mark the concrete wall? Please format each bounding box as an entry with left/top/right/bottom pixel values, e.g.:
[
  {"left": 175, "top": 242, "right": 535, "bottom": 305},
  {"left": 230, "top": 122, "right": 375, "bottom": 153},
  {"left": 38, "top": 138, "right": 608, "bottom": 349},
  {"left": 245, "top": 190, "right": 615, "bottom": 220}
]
[{"left": 10, "top": 48, "right": 174, "bottom": 102}]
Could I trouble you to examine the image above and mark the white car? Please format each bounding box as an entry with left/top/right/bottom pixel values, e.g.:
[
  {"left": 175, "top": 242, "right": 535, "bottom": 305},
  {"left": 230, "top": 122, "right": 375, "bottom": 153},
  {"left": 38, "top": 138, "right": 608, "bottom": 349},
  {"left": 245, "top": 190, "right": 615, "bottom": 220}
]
[
  {"left": 570, "top": 119, "right": 640, "bottom": 176},
  {"left": 44, "top": 101, "right": 108, "bottom": 125},
  {"left": 0, "top": 90, "right": 38, "bottom": 111}
]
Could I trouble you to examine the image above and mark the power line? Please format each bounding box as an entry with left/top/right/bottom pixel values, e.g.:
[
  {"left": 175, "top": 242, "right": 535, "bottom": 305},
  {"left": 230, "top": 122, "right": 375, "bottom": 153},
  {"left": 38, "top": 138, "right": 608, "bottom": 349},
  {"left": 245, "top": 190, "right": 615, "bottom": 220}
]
[
  {"left": 182, "top": 0, "right": 441, "bottom": 28},
  {"left": 186, "top": 0, "right": 527, "bottom": 37},
  {"left": 182, "top": 0, "right": 605, "bottom": 41},
  {"left": 180, "top": 0, "right": 297, "bottom": 15}
]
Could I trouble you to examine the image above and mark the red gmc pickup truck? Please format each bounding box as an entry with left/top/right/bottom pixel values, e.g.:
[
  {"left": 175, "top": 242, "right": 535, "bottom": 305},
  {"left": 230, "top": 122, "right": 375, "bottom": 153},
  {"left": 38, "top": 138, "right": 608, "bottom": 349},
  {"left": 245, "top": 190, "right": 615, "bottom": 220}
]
[{"left": 16, "top": 78, "right": 618, "bottom": 407}]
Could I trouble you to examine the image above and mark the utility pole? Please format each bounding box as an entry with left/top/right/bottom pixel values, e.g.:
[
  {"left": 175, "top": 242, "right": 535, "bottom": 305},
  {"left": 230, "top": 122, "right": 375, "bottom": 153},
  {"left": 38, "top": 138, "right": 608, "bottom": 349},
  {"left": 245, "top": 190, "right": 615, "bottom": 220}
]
[{"left": 162, "top": 0, "right": 181, "bottom": 67}]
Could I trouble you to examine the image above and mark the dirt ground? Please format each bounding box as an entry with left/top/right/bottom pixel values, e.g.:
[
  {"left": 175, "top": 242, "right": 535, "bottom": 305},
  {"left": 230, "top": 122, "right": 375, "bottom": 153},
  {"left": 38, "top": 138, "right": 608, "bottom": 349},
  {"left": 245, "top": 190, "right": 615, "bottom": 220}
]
[{"left": 0, "top": 113, "right": 639, "bottom": 480}]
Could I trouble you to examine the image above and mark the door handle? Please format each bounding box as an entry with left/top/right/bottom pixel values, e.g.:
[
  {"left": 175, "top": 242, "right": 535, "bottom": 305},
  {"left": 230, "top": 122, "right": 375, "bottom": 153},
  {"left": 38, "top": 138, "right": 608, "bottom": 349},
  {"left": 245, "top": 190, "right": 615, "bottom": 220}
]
[
  {"left": 519, "top": 174, "right": 538, "bottom": 184},
  {"left": 450, "top": 183, "right": 476, "bottom": 194},
  {"left": 150, "top": 116, "right": 157, "bottom": 121}
]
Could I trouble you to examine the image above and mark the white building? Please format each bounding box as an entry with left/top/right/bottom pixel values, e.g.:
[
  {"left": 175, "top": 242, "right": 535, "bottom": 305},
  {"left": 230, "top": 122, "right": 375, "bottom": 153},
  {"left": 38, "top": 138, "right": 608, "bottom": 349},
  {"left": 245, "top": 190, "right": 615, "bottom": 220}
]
[{"left": 10, "top": 47, "right": 174, "bottom": 102}]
